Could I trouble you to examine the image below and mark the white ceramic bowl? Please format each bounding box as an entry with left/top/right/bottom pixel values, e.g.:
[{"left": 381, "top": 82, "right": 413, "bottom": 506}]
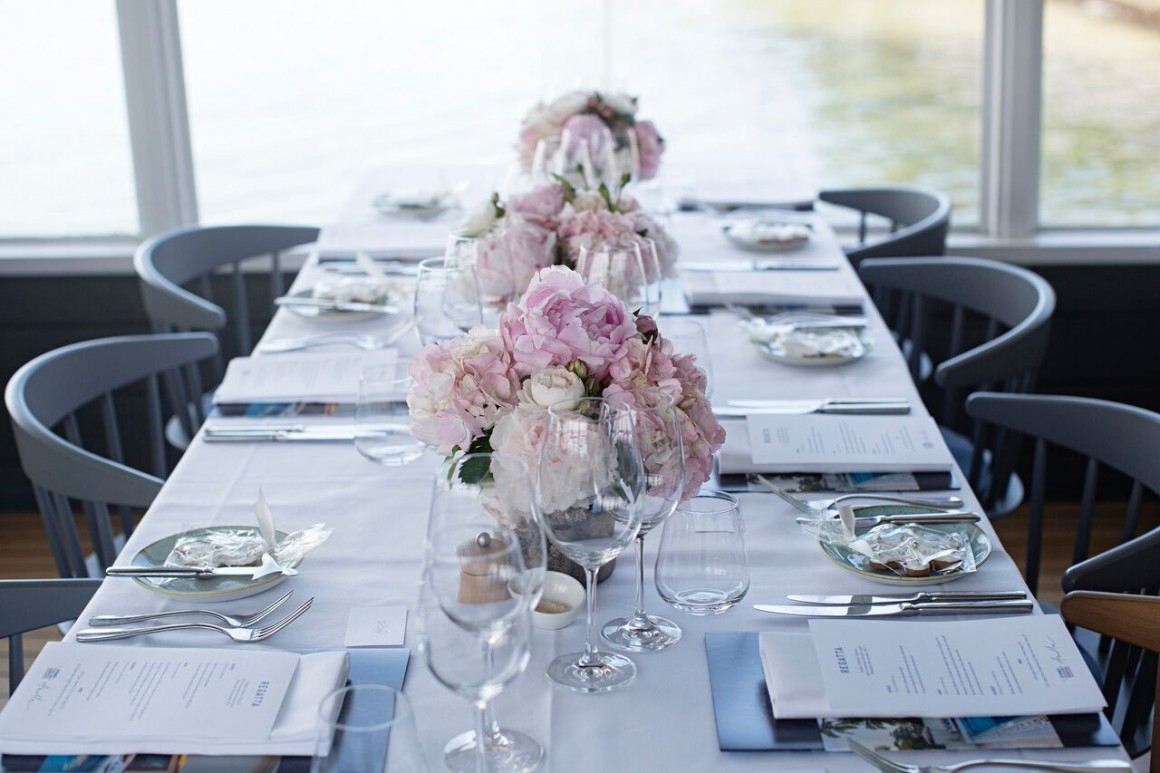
[{"left": 532, "top": 571, "right": 585, "bottom": 630}]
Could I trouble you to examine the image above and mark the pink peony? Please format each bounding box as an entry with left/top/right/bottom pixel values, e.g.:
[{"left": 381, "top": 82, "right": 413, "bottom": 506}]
[
  {"left": 556, "top": 207, "right": 642, "bottom": 267},
  {"left": 507, "top": 183, "right": 567, "bottom": 227},
  {"left": 632, "top": 120, "right": 664, "bottom": 181},
  {"left": 473, "top": 213, "right": 558, "bottom": 304},
  {"left": 407, "top": 327, "right": 520, "bottom": 455},
  {"left": 499, "top": 266, "right": 637, "bottom": 382}
]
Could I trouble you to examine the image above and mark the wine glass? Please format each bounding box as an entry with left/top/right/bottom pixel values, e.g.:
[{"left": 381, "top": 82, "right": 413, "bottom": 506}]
[
  {"left": 534, "top": 396, "right": 644, "bottom": 693},
  {"left": 556, "top": 125, "right": 619, "bottom": 190},
  {"left": 413, "top": 256, "right": 483, "bottom": 345},
  {"left": 637, "top": 237, "right": 663, "bottom": 317},
  {"left": 601, "top": 392, "right": 685, "bottom": 652},
  {"left": 446, "top": 231, "right": 508, "bottom": 325},
  {"left": 420, "top": 453, "right": 544, "bottom": 773},
  {"left": 575, "top": 240, "right": 650, "bottom": 314}
]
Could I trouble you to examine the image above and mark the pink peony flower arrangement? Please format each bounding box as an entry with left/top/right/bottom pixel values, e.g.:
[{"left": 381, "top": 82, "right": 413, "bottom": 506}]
[
  {"left": 517, "top": 90, "right": 665, "bottom": 182},
  {"left": 408, "top": 266, "right": 725, "bottom": 506}
]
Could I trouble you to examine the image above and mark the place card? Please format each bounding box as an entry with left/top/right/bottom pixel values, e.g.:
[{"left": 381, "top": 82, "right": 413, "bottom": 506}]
[
  {"left": 344, "top": 605, "right": 408, "bottom": 647},
  {"left": 746, "top": 414, "right": 953, "bottom": 474},
  {"left": 214, "top": 350, "right": 396, "bottom": 404},
  {"left": 809, "top": 616, "right": 1107, "bottom": 718}
]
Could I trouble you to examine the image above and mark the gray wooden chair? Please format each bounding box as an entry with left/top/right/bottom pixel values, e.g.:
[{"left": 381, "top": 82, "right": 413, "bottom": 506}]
[
  {"left": 817, "top": 185, "right": 951, "bottom": 265},
  {"left": 1061, "top": 589, "right": 1160, "bottom": 763},
  {"left": 5, "top": 333, "right": 218, "bottom": 577},
  {"left": 859, "top": 258, "right": 1055, "bottom": 519},
  {"left": 1, "top": 578, "right": 101, "bottom": 694},
  {"left": 134, "top": 224, "right": 319, "bottom": 446}
]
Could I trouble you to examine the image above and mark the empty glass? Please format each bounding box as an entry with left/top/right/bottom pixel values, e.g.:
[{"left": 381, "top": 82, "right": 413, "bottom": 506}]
[
  {"left": 601, "top": 392, "right": 685, "bottom": 653},
  {"left": 311, "top": 684, "right": 428, "bottom": 772},
  {"left": 556, "top": 124, "right": 619, "bottom": 190},
  {"left": 535, "top": 397, "right": 644, "bottom": 693},
  {"left": 656, "top": 491, "right": 749, "bottom": 615},
  {"left": 659, "top": 318, "right": 713, "bottom": 398},
  {"left": 575, "top": 240, "right": 650, "bottom": 314},
  {"left": 413, "top": 257, "right": 483, "bottom": 345},
  {"left": 355, "top": 361, "right": 424, "bottom": 466}
]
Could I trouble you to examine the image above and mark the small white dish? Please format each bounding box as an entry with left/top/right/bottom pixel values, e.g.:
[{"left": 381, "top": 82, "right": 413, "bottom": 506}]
[
  {"left": 283, "top": 288, "right": 399, "bottom": 321},
  {"left": 371, "top": 190, "right": 456, "bottom": 219},
  {"left": 722, "top": 219, "right": 812, "bottom": 252},
  {"left": 532, "top": 571, "right": 584, "bottom": 630},
  {"left": 743, "top": 316, "right": 872, "bottom": 367}
]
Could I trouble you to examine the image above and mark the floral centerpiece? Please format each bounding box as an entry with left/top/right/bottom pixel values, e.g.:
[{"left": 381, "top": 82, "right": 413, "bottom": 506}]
[
  {"left": 407, "top": 266, "right": 725, "bottom": 515},
  {"left": 455, "top": 179, "right": 680, "bottom": 305},
  {"left": 517, "top": 90, "right": 665, "bottom": 182}
]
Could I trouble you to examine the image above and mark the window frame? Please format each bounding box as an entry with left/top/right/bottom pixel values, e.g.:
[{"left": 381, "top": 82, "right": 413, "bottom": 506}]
[{"left": 0, "top": 0, "right": 1155, "bottom": 272}]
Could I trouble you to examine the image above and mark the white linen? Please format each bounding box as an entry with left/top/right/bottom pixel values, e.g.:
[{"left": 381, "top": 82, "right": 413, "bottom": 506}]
[{"left": 213, "top": 351, "right": 396, "bottom": 404}]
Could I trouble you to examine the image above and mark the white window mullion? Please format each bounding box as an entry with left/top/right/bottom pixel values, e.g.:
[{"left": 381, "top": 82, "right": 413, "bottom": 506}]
[
  {"left": 116, "top": 0, "right": 198, "bottom": 238},
  {"left": 980, "top": 0, "right": 1043, "bottom": 238}
]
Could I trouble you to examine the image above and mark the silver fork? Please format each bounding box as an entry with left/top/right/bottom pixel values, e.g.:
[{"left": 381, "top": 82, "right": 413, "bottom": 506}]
[
  {"left": 75, "top": 597, "right": 313, "bottom": 643},
  {"left": 86, "top": 589, "right": 294, "bottom": 628},
  {"left": 847, "top": 738, "right": 1131, "bottom": 773}
]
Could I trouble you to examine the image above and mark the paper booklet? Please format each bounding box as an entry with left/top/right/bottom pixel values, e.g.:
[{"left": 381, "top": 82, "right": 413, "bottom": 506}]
[{"left": 213, "top": 351, "right": 396, "bottom": 405}]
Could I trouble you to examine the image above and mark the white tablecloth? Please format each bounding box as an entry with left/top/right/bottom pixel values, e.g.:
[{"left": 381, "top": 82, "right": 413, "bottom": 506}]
[{"left": 42, "top": 204, "right": 1127, "bottom": 770}]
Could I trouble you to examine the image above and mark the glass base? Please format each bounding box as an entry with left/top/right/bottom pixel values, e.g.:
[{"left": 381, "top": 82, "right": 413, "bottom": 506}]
[
  {"left": 442, "top": 727, "right": 544, "bottom": 772},
  {"left": 600, "top": 614, "right": 682, "bottom": 653},
  {"left": 546, "top": 650, "right": 636, "bottom": 694}
]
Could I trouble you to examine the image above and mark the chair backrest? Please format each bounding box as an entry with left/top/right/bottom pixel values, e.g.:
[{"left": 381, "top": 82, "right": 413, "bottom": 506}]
[
  {"left": 966, "top": 393, "right": 1160, "bottom": 598},
  {"left": 817, "top": 186, "right": 951, "bottom": 264},
  {"left": 1061, "top": 590, "right": 1160, "bottom": 760},
  {"left": 859, "top": 257, "right": 1056, "bottom": 516},
  {"left": 1, "top": 578, "right": 101, "bottom": 694},
  {"left": 5, "top": 333, "right": 219, "bottom": 577},
  {"left": 134, "top": 224, "right": 319, "bottom": 442}
]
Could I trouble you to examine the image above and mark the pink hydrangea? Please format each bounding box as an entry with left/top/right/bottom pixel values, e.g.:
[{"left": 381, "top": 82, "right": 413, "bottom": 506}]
[
  {"left": 632, "top": 120, "right": 664, "bottom": 181},
  {"left": 618, "top": 194, "right": 680, "bottom": 278},
  {"left": 406, "top": 327, "right": 520, "bottom": 454},
  {"left": 556, "top": 207, "right": 642, "bottom": 267},
  {"left": 499, "top": 266, "right": 637, "bottom": 382}
]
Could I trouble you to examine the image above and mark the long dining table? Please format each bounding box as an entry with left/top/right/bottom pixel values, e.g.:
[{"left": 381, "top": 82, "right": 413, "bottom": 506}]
[{"left": 9, "top": 169, "right": 1131, "bottom": 770}]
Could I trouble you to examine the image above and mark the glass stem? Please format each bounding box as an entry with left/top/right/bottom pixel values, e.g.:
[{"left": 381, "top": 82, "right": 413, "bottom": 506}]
[
  {"left": 579, "top": 565, "right": 601, "bottom": 666},
  {"left": 471, "top": 700, "right": 489, "bottom": 773},
  {"left": 629, "top": 533, "right": 651, "bottom": 626},
  {"left": 480, "top": 648, "right": 504, "bottom": 748}
]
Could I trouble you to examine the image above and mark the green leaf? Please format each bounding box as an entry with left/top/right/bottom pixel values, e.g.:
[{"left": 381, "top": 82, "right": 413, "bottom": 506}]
[
  {"left": 598, "top": 182, "right": 618, "bottom": 213},
  {"left": 490, "top": 191, "right": 506, "bottom": 219},
  {"left": 552, "top": 174, "right": 577, "bottom": 203}
]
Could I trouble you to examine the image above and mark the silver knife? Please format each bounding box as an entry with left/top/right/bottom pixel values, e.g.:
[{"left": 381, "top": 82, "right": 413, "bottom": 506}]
[
  {"left": 714, "top": 399, "right": 911, "bottom": 417},
  {"left": 785, "top": 590, "right": 1028, "bottom": 605},
  {"left": 202, "top": 424, "right": 370, "bottom": 442},
  {"left": 106, "top": 566, "right": 267, "bottom": 579},
  {"left": 797, "top": 512, "right": 982, "bottom": 529},
  {"left": 753, "top": 599, "right": 1035, "bottom": 617},
  {"left": 682, "top": 261, "right": 840, "bottom": 273},
  {"left": 274, "top": 296, "right": 399, "bottom": 314}
]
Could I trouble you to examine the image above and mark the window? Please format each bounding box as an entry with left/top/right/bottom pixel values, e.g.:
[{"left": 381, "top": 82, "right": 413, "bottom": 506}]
[
  {"left": 1041, "top": 0, "right": 1160, "bottom": 227},
  {"left": 0, "top": 1, "right": 137, "bottom": 238}
]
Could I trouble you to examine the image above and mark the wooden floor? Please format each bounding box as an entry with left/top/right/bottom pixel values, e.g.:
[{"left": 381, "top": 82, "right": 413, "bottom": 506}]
[{"left": 3, "top": 502, "right": 1157, "bottom": 696}]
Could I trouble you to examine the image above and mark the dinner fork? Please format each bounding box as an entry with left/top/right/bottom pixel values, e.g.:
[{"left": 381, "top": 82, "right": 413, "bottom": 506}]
[
  {"left": 847, "top": 738, "right": 1131, "bottom": 773},
  {"left": 75, "top": 597, "right": 313, "bottom": 643},
  {"left": 86, "top": 589, "right": 294, "bottom": 628},
  {"left": 754, "top": 475, "right": 961, "bottom": 514}
]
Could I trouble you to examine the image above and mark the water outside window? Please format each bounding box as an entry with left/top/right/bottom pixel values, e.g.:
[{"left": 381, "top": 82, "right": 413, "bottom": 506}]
[{"left": 1, "top": 0, "right": 1158, "bottom": 238}]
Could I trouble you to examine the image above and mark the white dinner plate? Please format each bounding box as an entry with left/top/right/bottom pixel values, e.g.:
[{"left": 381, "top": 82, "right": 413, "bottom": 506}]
[
  {"left": 371, "top": 190, "right": 456, "bottom": 219},
  {"left": 283, "top": 288, "right": 396, "bottom": 322},
  {"left": 818, "top": 510, "right": 991, "bottom": 585},
  {"left": 129, "top": 526, "right": 298, "bottom": 602},
  {"left": 721, "top": 219, "right": 812, "bottom": 252}
]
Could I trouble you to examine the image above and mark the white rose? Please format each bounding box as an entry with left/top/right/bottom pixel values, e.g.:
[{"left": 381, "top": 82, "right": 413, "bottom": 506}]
[
  {"left": 601, "top": 91, "right": 637, "bottom": 116},
  {"left": 551, "top": 91, "right": 590, "bottom": 117},
  {"left": 457, "top": 199, "right": 498, "bottom": 238},
  {"left": 517, "top": 367, "right": 585, "bottom": 411},
  {"left": 571, "top": 190, "right": 606, "bottom": 212}
]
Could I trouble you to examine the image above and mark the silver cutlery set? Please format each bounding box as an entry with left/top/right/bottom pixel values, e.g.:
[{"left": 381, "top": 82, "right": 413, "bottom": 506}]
[
  {"left": 755, "top": 590, "right": 1034, "bottom": 618},
  {"left": 713, "top": 397, "right": 912, "bottom": 417},
  {"left": 76, "top": 590, "right": 313, "bottom": 643}
]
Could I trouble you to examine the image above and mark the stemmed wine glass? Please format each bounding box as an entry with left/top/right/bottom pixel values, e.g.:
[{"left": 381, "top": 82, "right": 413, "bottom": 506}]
[
  {"left": 575, "top": 240, "right": 650, "bottom": 315},
  {"left": 420, "top": 453, "right": 544, "bottom": 772},
  {"left": 601, "top": 392, "right": 685, "bottom": 652},
  {"left": 413, "top": 256, "right": 483, "bottom": 345},
  {"left": 534, "top": 396, "right": 644, "bottom": 693}
]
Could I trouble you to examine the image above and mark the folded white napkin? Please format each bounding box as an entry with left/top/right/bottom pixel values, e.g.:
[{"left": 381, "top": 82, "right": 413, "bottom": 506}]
[
  {"left": 758, "top": 631, "right": 832, "bottom": 719},
  {"left": 683, "top": 270, "right": 864, "bottom": 308}
]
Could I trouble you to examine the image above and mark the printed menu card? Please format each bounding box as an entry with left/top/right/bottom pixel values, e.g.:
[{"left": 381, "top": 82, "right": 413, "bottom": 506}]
[
  {"left": 747, "top": 414, "right": 953, "bottom": 473},
  {"left": 808, "top": 616, "right": 1106, "bottom": 718}
]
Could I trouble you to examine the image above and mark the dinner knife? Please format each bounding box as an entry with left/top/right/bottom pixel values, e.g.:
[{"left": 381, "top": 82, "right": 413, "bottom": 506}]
[
  {"left": 202, "top": 424, "right": 376, "bottom": 442},
  {"left": 713, "top": 399, "right": 911, "bottom": 417},
  {"left": 106, "top": 565, "right": 267, "bottom": 579},
  {"left": 273, "top": 296, "right": 399, "bottom": 314},
  {"left": 785, "top": 590, "right": 1028, "bottom": 606},
  {"left": 753, "top": 599, "right": 1035, "bottom": 617},
  {"left": 796, "top": 511, "right": 982, "bottom": 529},
  {"left": 682, "top": 261, "right": 840, "bottom": 272}
]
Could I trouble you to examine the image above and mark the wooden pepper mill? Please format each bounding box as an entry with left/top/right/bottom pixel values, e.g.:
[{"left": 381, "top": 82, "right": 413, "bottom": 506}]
[{"left": 457, "top": 530, "right": 511, "bottom": 604}]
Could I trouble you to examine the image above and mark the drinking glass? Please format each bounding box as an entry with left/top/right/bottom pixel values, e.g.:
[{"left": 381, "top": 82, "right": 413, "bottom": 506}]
[
  {"left": 421, "top": 453, "right": 544, "bottom": 773},
  {"left": 637, "top": 237, "right": 663, "bottom": 317},
  {"left": 311, "top": 684, "right": 428, "bottom": 772},
  {"left": 659, "top": 318, "right": 713, "bottom": 398},
  {"left": 413, "top": 257, "right": 483, "bottom": 345},
  {"left": 656, "top": 491, "right": 749, "bottom": 615},
  {"left": 535, "top": 396, "right": 644, "bottom": 693},
  {"left": 446, "top": 231, "right": 508, "bottom": 324},
  {"left": 575, "top": 240, "right": 649, "bottom": 314},
  {"left": 355, "top": 361, "right": 424, "bottom": 466},
  {"left": 556, "top": 125, "right": 619, "bottom": 190},
  {"left": 601, "top": 392, "right": 685, "bottom": 653}
]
